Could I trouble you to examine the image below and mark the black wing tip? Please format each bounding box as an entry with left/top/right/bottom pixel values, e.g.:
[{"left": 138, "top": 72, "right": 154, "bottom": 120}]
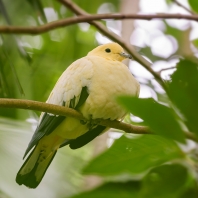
[
  {"left": 16, "top": 147, "right": 42, "bottom": 189},
  {"left": 16, "top": 150, "right": 57, "bottom": 189},
  {"left": 23, "top": 150, "right": 29, "bottom": 160},
  {"left": 24, "top": 113, "right": 65, "bottom": 160},
  {"left": 16, "top": 173, "right": 40, "bottom": 189},
  {"left": 69, "top": 125, "right": 106, "bottom": 149}
]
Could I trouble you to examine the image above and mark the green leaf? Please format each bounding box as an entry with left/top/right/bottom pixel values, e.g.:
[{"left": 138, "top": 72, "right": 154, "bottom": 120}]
[
  {"left": 74, "top": 0, "right": 120, "bottom": 14},
  {"left": 169, "top": 59, "right": 198, "bottom": 136},
  {"left": 83, "top": 135, "right": 184, "bottom": 175},
  {"left": 117, "top": 97, "right": 185, "bottom": 143},
  {"left": 180, "top": 184, "right": 198, "bottom": 198},
  {"left": 0, "top": 1, "right": 32, "bottom": 63},
  {"left": 27, "top": 0, "right": 47, "bottom": 23},
  {"left": 188, "top": 0, "right": 198, "bottom": 13},
  {"left": 192, "top": 38, "right": 198, "bottom": 48},
  {"left": 140, "top": 164, "right": 189, "bottom": 198},
  {"left": 165, "top": 0, "right": 172, "bottom": 4},
  {"left": 70, "top": 181, "right": 140, "bottom": 198}
]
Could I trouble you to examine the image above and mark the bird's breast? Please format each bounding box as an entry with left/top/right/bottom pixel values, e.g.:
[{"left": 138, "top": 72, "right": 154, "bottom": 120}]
[{"left": 81, "top": 57, "right": 139, "bottom": 120}]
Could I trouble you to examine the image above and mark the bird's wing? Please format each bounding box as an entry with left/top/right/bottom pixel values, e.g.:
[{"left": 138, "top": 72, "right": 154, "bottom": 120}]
[
  {"left": 60, "top": 125, "right": 107, "bottom": 149},
  {"left": 23, "top": 58, "right": 93, "bottom": 158}
]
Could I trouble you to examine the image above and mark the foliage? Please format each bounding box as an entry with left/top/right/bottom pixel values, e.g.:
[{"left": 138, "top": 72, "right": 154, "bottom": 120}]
[
  {"left": 117, "top": 97, "right": 185, "bottom": 142},
  {"left": 83, "top": 135, "right": 184, "bottom": 175},
  {"left": 0, "top": 0, "right": 198, "bottom": 198},
  {"left": 71, "top": 181, "right": 141, "bottom": 198},
  {"left": 73, "top": 164, "right": 195, "bottom": 198},
  {"left": 188, "top": 0, "right": 198, "bottom": 13},
  {"left": 169, "top": 59, "right": 198, "bottom": 136}
]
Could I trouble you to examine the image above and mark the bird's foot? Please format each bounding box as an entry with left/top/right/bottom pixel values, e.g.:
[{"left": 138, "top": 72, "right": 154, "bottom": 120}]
[
  {"left": 87, "top": 115, "right": 102, "bottom": 130},
  {"left": 80, "top": 115, "right": 102, "bottom": 130},
  {"left": 80, "top": 119, "right": 87, "bottom": 125}
]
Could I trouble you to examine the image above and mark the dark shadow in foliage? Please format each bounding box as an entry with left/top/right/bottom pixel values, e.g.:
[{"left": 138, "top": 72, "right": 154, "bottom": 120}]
[
  {"left": 180, "top": 182, "right": 198, "bottom": 198},
  {"left": 72, "top": 164, "right": 195, "bottom": 198},
  {"left": 140, "top": 164, "right": 189, "bottom": 198},
  {"left": 169, "top": 59, "right": 198, "bottom": 136},
  {"left": 0, "top": 0, "right": 31, "bottom": 62},
  {"left": 70, "top": 181, "right": 141, "bottom": 198}
]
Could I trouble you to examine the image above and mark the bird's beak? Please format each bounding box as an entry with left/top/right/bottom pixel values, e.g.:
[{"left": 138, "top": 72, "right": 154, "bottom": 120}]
[{"left": 119, "top": 52, "right": 132, "bottom": 59}]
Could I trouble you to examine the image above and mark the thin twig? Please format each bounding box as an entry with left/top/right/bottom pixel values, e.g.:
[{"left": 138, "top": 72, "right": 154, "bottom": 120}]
[
  {"left": 0, "top": 98, "right": 197, "bottom": 142},
  {"left": 158, "top": 66, "right": 176, "bottom": 74},
  {"left": 0, "top": 13, "right": 198, "bottom": 35},
  {"left": 185, "top": 131, "right": 198, "bottom": 142},
  {"left": 173, "top": 0, "right": 195, "bottom": 15}
]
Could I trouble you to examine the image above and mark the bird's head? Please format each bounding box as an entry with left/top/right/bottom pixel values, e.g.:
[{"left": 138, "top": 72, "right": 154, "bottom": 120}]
[{"left": 87, "top": 42, "right": 132, "bottom": 61}]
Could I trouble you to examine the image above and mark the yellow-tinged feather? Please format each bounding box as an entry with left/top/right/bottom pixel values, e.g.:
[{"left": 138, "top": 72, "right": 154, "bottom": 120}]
[
  {"left": 53, "top": 117, "right": 88, "bottom": 139},
  {"left": 81, "top": 55, "right": 139, "bottom": 120},
  {"left": 88, "top": 42, "right": 126, "bottom": 61},
  {"left": 20, "top": 146, "right": 40, "bottom": 175}
]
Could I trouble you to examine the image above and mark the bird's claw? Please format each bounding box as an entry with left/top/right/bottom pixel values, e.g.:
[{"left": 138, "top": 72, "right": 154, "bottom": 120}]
[
  {"left": 87, "top": 117, "right": 102, "bottom": 130},
  {"left": 80, "top": 119, "right": 87, "bottom": 125},
  {"left": 80, "top": 116, "right": 102, "bottom": 130}
]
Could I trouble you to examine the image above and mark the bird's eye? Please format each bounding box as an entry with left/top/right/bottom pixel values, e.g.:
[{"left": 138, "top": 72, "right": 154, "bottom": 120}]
[{"left": 105, "top": 48, "right": 111, "bottom": 53}]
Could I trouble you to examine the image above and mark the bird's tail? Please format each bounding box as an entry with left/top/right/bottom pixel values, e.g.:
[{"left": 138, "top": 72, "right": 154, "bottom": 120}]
[{"left": 16, "top": 145, "right": 57, "bottom": 188}]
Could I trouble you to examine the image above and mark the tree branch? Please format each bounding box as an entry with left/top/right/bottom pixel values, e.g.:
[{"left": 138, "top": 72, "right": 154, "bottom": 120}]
[
  {"left": 158, "top": 66, "right": 176, "bottom": 74},
  {"left": 0, "top": 13, "right": 197, "bottom": 35},
  {"left": 0, "top": 98, "right": 150, "bottom": 135},
  {"left": 0, "top": 98, "right": 197, "bottom": 142}
]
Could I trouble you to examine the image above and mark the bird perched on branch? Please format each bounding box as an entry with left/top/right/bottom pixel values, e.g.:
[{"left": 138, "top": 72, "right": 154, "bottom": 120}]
[{"left": 16, "top": 42, "right": 140, "bottom": 188}]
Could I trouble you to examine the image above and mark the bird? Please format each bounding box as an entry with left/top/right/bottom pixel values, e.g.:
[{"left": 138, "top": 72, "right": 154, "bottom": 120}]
[{"left": 16, "top": 42, "right": 140, "bottom": 188}]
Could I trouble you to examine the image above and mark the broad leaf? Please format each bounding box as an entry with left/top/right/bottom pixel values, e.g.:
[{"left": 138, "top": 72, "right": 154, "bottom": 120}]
[
  {"left": 180, "top": 183, "right": 198, "bottom": 198},
  {"left": 165, "top": 0, "right": 172, "bottom": 4},
  {"left": 192, "top": 38, "right": 198, "bottom": 48},
  {"left": 188, "top": 0, "right": 198, "bottom": 13},
  {"left": 83, "top": 135, "right": 184, "bottom": 175},
  {"left": 169, "top": 59, "right": 198, "bottom": 136},
  {"left": 70, "top": 181, "right": 140, "bottom": 198},
  {"left": 140, "top": 164, "right": 189, "bottom": 198},
  {"left": 117, "top": 97, "right": 185, "bottom": 143}
]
